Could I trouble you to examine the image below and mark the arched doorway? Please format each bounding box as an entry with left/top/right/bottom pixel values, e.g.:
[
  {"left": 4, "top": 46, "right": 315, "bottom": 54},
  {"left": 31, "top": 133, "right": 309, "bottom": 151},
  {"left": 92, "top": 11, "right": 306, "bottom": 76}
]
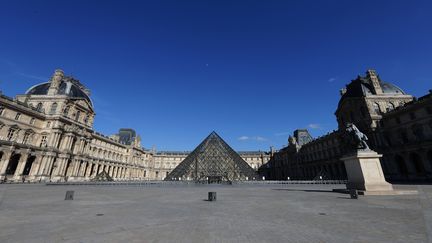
[
  {"left": 395, "top": 155, "right": 408, "bottom": 177},
  {"left": 22, "top": 156, "right": 36, "bottom": 175},
  {"left": 410, "top": 153, "right": 425, "bottom": 176},
  {"left": 6, "top": 153, "right": 21, "bottom": 175}
]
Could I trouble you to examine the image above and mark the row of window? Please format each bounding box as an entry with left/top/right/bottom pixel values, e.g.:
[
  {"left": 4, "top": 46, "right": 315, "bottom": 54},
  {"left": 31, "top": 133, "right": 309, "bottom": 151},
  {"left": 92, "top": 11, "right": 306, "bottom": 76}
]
[
  {"left": 0, "top": 106, "right": 37, "bottom": 125},
  {"left": 382, "top": 122, "right": 432, "bottom": 146}
]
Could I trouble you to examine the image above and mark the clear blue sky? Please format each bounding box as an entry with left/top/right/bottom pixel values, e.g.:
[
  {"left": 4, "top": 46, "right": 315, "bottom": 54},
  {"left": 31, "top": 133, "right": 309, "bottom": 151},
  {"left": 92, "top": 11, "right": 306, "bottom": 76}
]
[{"left": 0, "top": 0, "right": 431, "bottom": 151}]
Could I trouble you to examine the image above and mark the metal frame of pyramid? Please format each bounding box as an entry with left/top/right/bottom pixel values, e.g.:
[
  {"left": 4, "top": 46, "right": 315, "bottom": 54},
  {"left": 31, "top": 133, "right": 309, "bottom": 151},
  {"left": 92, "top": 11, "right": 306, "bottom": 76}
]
[{"left": 165, "top": 132, "right": 259, "bottom": 182}]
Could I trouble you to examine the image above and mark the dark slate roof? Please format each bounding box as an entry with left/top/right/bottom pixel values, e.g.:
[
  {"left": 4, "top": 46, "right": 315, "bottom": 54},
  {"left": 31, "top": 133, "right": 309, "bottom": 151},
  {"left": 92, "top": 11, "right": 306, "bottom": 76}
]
[
  {"left": 340, "top": 75, "right": 406, "bottom": 101},
  {"left": 26, "top": 80, "right": 93, "bottom": 106}
]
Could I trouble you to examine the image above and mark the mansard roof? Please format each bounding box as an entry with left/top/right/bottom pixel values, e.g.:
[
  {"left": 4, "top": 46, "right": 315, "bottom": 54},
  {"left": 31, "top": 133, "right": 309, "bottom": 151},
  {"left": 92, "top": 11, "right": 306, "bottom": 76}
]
[
  {"left": 341, "top": 73, "right": 406, "bottom": 100},
  {"left": 26, "top": 76, "right": 93, "bottom": 107}
]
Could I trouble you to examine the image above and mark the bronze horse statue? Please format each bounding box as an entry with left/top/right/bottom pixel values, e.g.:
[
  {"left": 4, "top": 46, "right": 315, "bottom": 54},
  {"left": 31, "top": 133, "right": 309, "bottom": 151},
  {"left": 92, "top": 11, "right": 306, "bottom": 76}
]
[{"left": 345, "top": 123, "right": 370, "bottom": 150}]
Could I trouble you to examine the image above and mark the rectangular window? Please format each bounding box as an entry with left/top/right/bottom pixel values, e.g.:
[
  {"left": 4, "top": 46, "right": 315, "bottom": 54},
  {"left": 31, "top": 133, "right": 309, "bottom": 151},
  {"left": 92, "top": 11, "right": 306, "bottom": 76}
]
[
  {"left": 15, "top": 113, "right": 21, "bottom": 120},
  {"left": 7, "top": 129, "right": 15, "bottom": 141},
  {"left": 30, "top": 118, "right": 35, "bottom": 125},
  {"left": 22, "top": 133, "right": 30, "bottom": 144},
  {"left": 40, "top": 135, "right": 47, "bottom": 147}
]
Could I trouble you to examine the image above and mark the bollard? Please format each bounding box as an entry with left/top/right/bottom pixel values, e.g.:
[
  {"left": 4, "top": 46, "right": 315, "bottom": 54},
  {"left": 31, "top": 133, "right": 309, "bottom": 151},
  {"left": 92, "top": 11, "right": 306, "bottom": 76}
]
[
  {"left": 350, "top": 189, "right": 358, "bottom": 199},
  {"left": 65, "top": 191, "right": 74, "bottom": 200},
  {"left": 208, "top": 192, "right": 217, "bottom": 201}
]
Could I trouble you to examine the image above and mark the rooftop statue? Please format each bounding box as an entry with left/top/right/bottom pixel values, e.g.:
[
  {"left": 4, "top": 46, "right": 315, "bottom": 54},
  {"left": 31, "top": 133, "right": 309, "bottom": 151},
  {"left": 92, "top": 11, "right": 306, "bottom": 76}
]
[{"left": 344, "top": 123, "right": 370, "bottom": 151}]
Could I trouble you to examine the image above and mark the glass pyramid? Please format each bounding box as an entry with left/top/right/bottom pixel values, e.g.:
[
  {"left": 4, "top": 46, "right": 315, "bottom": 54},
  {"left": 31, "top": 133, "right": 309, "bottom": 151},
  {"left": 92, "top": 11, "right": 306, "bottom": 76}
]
[{"left": 165, "top": 132, "right": 258, "bottom": 182}]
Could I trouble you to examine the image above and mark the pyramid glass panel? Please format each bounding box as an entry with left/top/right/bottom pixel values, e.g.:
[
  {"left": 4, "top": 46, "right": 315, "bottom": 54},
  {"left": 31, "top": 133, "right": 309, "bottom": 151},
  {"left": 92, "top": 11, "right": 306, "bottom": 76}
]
[{"left": 165, "top": 132, "right": 258, "bottom": 182}]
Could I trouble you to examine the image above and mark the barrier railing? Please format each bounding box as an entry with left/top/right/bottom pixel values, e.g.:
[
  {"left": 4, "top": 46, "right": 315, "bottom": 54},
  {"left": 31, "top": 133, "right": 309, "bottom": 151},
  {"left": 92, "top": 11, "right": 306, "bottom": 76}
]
[{"left": 45, "top": 180, "right": 347, "bottom": 186}]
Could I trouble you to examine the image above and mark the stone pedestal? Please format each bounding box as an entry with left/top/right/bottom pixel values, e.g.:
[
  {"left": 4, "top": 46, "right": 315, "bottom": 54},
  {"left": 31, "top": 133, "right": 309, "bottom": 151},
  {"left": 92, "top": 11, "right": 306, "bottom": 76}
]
[{"left": 341, "top": 150, "right": 393, "bottom": 193}]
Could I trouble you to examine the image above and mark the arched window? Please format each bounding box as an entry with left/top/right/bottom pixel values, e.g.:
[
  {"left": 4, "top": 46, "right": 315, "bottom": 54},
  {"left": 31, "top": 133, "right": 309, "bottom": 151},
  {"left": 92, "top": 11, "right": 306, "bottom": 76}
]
[
  {"left": 386, "top": 102, "right": 395, "bottom": 112},
  {"left": 49, "top": 103, "right": 57, "bottom": 114},
  {"left": 373, "top": 103, "right": 381, "bottom": 114},
  {"left": 36, "top": 103, "right": 43, "bottom": 111},
  {"left": 63, "top": 106, "right": 70, "bottom": 116}
]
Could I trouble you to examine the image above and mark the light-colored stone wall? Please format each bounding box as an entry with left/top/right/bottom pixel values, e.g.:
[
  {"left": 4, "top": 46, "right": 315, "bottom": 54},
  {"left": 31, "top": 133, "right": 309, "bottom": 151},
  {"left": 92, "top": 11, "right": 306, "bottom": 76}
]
[{"left": 0, "top": 70, "right": 153, "bottom": 182}]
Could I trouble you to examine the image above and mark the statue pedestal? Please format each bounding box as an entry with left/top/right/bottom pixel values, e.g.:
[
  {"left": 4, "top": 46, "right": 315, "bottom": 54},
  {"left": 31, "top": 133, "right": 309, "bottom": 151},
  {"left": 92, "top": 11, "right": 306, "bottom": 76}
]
[{"left": 341, "top": 150, "right": 393, "bottom": 194}]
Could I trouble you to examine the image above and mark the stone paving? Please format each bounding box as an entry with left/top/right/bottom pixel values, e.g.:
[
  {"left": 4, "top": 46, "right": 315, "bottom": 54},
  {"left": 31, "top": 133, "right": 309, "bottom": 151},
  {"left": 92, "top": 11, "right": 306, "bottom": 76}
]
[{"left": 0, "top": 183, "right": 431, "bottom": 243}]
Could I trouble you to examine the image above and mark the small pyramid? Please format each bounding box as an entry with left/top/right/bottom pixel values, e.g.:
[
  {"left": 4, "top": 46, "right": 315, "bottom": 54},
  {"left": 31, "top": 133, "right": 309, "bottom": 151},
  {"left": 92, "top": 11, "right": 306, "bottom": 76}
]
[
  {"left": 165, "top": 132, "right": 258, "bottom": 182},
  {"left": 91, "top": 170, "right": 114, "bottom": 182}
]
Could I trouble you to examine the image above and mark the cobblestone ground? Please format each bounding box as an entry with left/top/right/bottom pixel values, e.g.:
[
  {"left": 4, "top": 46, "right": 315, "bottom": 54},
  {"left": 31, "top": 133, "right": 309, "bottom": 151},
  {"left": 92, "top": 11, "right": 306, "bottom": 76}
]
[{"left": 0, "top": 184, "right": 430, "bottom": 243}]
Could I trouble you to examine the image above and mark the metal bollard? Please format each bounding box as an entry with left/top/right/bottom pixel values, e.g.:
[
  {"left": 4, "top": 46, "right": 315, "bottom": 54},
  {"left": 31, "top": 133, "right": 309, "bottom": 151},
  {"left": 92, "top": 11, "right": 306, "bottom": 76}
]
[
  {"left": 65, "top": 191, "right": 74, "bottom": 200},
  {"left": 208, "top": 192, "right": 217, "bottom": 201},
  {"left": 350, "top": 189, "right": 358, "bottom": 199}
]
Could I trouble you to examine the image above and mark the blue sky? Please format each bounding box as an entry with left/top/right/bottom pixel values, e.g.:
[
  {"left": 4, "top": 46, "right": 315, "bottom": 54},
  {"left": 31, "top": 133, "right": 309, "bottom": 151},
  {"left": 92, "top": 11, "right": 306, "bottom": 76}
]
[{"left": 0, "top": 0, "right": 431, "bottom": 151}]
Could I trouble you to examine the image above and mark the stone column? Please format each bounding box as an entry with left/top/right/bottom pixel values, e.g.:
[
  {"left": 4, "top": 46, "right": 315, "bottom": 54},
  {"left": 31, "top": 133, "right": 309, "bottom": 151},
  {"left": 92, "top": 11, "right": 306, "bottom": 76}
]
[
  {"left": 92, "top": 163, "right": 99, "bottom": 176},
  {"left": 44, "top": 156, "right": 55, "bottom": 176},
  {"left": 0, "top": 150, "right": 13, "bottom": 180},
  {"left": 113, "top": 167, "right": 118, "bottom": 178},
  {"left": 28, "top": 155, "right": 43, "bottom": 181},
  {"left": 37, "top": 156, "right": 50, "bottom": 176},
  {"left": 84, "top": 163, "right": 91, "bottom": 178},
  {"left": 341, "top": 150, "right": 393, "bottom": 194},
  {"left": 108, "top": 166, "right": 113, "bottom": 177}
]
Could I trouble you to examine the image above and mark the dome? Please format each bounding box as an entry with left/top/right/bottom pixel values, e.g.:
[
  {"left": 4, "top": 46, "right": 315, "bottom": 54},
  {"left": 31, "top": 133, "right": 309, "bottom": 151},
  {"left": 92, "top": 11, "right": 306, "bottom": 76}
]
[
  {"left": 380, "top": 82, "right": 406, "bottom": 94},
  {"left": 340, "top": 72, "right": 406, "bottom": 100},
  {"left": 26, "top": 79, "right": 93, "bottom": 107}
]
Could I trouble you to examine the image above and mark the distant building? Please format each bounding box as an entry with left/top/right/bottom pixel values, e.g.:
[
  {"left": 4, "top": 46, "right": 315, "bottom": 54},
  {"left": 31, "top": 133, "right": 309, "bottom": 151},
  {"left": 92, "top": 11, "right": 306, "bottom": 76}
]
[
  {"left": 0, "top": 69, "right": 270, "bottom": 182},
  {"left": 262, "top": 70, "right": 432, "bottom": 182}
]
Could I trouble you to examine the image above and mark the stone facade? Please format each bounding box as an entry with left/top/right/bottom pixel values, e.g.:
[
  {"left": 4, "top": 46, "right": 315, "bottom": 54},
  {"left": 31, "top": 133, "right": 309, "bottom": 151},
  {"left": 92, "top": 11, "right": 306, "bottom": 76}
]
[
  {"left": 0, "top": 69, "right": 270, "bottom": 182},
  {"left": 263, "top": 70, "right": 432, "bottom": 182},
  {"left": 0, "top": 70, "right": 153, "bottom": 182}
]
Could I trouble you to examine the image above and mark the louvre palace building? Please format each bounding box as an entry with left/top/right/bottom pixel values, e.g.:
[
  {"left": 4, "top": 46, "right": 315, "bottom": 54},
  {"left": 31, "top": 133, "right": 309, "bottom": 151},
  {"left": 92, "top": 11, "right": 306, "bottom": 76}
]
[
  {"left": 1, "top": 69, "right": 431, "bottom": 183},
  {"left": 0, "top": 69, "right": 270, "bottom": 182},
  {"left": 262, "top": 70, "right": 432, "bottom": 182}
]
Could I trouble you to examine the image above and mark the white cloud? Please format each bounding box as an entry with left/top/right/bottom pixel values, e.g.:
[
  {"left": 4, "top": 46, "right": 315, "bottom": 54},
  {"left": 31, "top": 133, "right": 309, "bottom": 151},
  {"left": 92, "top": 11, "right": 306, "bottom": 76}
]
[
  {"left": 238, "top": 136, "right": 268, "bottom": 142},
  {"left": 308, "top": 123, "right": 321, "bottom": 129},
  {"left": 328, "top": 77, "right": 336, "bottom": 82},
  {"left": 238, "top": 136, "right": 249, "bottom": 141}
]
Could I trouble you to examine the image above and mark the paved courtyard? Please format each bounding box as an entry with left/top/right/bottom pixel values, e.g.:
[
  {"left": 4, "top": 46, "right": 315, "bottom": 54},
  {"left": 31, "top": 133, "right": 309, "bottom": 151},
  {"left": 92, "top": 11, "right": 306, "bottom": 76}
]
[{"left": 0, "top": 183, "right": 431, "bottom": 243}]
